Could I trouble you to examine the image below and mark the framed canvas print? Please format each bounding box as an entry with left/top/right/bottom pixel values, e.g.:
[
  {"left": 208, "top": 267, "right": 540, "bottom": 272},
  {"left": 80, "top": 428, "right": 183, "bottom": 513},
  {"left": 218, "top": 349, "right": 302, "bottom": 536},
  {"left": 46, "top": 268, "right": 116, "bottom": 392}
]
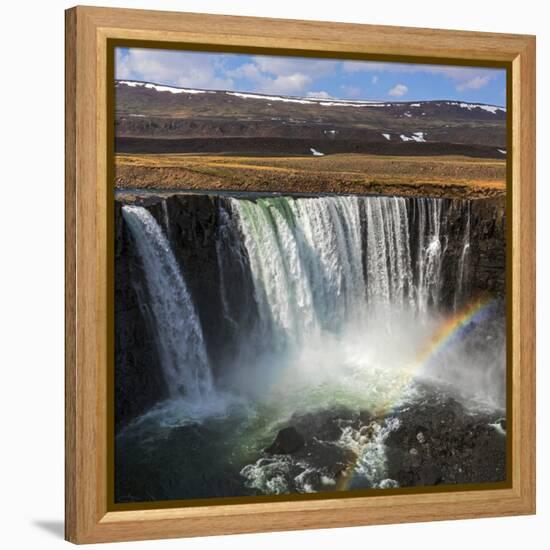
[{"left": 65, "top": 6, "right": 536, "bottom": 544}]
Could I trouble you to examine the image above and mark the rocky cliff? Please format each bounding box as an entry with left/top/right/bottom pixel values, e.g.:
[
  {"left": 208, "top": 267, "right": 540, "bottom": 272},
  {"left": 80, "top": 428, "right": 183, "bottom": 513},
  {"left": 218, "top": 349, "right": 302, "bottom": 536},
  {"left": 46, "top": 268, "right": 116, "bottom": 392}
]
[{"left": 434, "top": 197, "right": 506, "bottom": 306}]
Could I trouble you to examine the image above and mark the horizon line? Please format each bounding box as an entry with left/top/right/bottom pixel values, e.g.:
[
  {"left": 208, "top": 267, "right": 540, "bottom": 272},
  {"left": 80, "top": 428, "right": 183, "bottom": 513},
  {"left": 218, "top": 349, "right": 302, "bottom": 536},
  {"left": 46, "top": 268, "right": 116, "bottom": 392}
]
[{"left": 115, "top": 79, "right": 507, "bottom": 109}]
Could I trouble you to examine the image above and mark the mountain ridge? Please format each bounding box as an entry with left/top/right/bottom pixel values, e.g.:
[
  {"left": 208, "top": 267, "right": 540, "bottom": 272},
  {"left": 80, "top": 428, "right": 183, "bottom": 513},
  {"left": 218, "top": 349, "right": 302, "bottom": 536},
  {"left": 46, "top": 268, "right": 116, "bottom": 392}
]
[
  {"left": 115, "top": 79, "right": 507, "bottom": 157},
  {"left": 116, "top": 79, "right": 506, "bottom": 110}
]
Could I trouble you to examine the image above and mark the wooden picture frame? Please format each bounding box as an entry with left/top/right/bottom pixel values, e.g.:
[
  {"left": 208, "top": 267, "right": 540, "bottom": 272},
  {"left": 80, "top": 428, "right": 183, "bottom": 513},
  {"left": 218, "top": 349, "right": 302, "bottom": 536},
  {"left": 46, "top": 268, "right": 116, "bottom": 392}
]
[{"left": 65, "top": 5, "right": 536, "bottom": 544}]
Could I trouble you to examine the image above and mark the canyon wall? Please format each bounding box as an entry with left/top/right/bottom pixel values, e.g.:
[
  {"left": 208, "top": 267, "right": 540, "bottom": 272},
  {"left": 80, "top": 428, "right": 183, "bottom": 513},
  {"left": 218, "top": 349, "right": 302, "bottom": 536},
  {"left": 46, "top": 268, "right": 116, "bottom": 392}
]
[{"left": 114, "top": 193, "right": 506, "bottom": 430}]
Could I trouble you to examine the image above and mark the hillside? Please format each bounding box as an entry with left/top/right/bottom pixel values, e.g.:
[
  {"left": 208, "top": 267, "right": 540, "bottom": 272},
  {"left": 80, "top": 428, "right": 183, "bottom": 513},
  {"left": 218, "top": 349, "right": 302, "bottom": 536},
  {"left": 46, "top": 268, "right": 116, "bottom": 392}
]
[{"left": 115, "top": 80, "right": 507, "bottom": 158}]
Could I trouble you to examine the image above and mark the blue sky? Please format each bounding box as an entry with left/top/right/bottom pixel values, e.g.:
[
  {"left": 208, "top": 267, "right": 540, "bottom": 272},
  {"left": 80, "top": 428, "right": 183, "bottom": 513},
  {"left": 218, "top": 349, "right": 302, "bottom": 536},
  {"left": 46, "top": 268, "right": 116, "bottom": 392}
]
[{"left": 116, "top": 48, "right": 506, "bottom": 106}]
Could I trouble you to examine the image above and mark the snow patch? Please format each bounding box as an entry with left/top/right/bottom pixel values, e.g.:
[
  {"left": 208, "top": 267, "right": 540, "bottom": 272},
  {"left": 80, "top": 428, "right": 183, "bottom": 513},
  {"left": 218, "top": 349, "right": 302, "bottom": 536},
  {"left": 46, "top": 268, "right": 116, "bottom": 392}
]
[
  {"left": 448, "top": 101, "right": 506, "bottom": 114},
  {"left": 116, "top": 81, "right": 504, "bottom": 116},
  {"left": 382, "top": 133, "right": 391, "bottom": 141},
  {"left": 310, "top": 148, "right": 325, "bottom": 156},
  {"left": 318, "top": 101, "right": 385, "bottom": 108},
  {"left": 498, "top": 149, "right": 506, "bottom": 155},
  {"left": 117, "top": 80, "right": 210, "bottom": 94},
  {"left": 400, "top": 132, "right": 426, "bottom": 143},
  {"left": 226, "top": 91, "right": 387, "bottom": 107},
  {"left": 228, "top": 92, "right": 315, "bottom": 104}
]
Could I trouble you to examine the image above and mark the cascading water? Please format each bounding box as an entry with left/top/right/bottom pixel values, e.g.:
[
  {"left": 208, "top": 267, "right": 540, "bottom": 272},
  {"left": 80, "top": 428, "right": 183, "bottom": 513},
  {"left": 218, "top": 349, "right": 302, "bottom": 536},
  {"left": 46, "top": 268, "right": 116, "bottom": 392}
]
[
  {"left": 413, "top": 198, "right": 444, "bottom": 313},
  {"left": 455, "top": 201, "right": 471, "bottom": 311},
  {"left": 122, "top": 205, "right": 214, "bottom": 401},
  {"left": 230, "top": 196, "right": 369, "bottom": 348},
  {"left": 363, "top": 197, "right": 414, "bottom": 313},
  {"left": 116, "top": 193, "right": 506, "bottom": 502},
  {"left": 228, "top": 195, "right": 453, "bottom": 347},
  {"left": 121, "top": 195, "right": 500, "bottom": 404}
]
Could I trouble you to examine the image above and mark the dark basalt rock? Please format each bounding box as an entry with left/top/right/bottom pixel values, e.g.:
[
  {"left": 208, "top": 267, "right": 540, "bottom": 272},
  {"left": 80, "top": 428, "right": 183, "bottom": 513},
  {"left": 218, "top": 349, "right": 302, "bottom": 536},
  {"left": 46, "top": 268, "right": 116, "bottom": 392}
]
[
  {"left": 404, "top": 197, "right": 506, "bottom": 310},
  {"left": 294, "top": 438, "right": 353, "bottom": 478},
  {"left": 385, "top": 393, "right": 506, "bottom": 487},
  {"left": 289, "top": 408, "right": 355, "bottom": 442},
  {"left": 265, "top": 427, "right": 306, "bottom": 455}
]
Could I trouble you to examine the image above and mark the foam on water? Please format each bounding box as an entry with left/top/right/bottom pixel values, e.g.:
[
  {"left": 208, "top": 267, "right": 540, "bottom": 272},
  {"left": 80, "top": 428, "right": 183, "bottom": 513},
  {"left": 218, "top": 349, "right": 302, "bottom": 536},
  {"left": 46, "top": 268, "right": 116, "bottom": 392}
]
[{"left": 335, "top": 417, "right": 401, "bottom": 489}]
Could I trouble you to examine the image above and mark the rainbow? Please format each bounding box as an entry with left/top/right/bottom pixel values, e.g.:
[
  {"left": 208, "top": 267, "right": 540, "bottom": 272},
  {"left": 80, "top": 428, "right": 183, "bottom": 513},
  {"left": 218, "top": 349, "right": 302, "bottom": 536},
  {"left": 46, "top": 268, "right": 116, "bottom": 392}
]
[
  {"left": 336, "top": 296, "right": 498, "bottom": 492},
  {"left": 369, "top": 295, "right": 498, "bottom": 416},
  {"left": 412, "top": 295, "right": 497, "bottom": 373}
]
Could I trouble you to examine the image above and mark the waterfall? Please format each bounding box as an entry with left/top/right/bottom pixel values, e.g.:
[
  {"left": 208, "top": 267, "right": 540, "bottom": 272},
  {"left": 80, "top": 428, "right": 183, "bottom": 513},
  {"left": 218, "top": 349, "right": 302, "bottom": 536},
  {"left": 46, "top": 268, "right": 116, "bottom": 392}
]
[
  {"left": 414, "top": 198, "right": 444, "bottom": 313},
  {"left": 455, "top": 201, "right": 471, "bottom": 310},
  {"left": 230, "top": 196, "right": 371, "bottom": 349},
  {"left": 160, "top": 200, "right": 171, "bottom": 241},
  {"left": 363, "top": 197, "right": 414, "bottom": 311},
  {"left": 119, "top": 194, "right": 480, "bottom": 410},
  {"left": 227, "top": 195, "right": 460, "bottom": 353},
  {"left": 229, "top": 197, "right": 315, "bottom": 348},
  {"left": 215, "top": 203, "right": 239, "bottom": 330},
  {"left": 116, "top": 193, "right": 506, "bottom": 503},
  {"left": 122, "top": 205, "right": 214, "bottom": 400}
]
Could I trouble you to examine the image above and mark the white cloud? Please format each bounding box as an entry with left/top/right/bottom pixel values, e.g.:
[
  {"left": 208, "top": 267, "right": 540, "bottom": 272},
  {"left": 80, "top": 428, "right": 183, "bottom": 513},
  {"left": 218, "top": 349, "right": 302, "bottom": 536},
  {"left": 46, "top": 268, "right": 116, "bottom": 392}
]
[
  {"left": 342, "top": 60, "right": 499, "bottom": 92},
  {"left": 115, "top": 48, "right": 234, "bottom": 90},
  {"left": 227, "top": 55, "right": 338, "bottom": 96},
  {"left": 269, "top": 74, "right": 312, "bottom": 95},
  {"left": 115, "top": 48, "right": 502, "bottom": 102},
  {"left": 307, "top": 91, "right": 332, "bottom": 99},
  {"left": 388, "top": 84, "right": 408, "bottom": 97},
  {"left": 227, "top": 62, "right": 312, "bottom": 95},
  {"left": 118, "top": 50, "right": 340, "bottom": 97},
  {"left": 456, "top": 75, "right": 491, "bottom": 91}
]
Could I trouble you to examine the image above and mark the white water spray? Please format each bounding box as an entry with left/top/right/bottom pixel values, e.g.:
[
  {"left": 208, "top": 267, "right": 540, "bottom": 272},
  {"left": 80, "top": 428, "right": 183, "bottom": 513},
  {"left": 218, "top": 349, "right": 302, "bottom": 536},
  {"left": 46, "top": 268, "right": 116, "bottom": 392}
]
[{"left": 122, "top": 205, "right": 214, "bottom": 401}]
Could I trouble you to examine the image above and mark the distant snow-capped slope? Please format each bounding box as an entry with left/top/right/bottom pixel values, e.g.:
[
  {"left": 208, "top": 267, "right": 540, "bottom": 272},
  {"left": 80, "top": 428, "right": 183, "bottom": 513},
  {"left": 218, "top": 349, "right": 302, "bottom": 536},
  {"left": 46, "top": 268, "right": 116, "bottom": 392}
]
[
  {"left": 114, "top": 80, "right": 507, "bottom": 154},
  {"left": 115, "top": 80, "right": 505, "bottom": 113}
]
